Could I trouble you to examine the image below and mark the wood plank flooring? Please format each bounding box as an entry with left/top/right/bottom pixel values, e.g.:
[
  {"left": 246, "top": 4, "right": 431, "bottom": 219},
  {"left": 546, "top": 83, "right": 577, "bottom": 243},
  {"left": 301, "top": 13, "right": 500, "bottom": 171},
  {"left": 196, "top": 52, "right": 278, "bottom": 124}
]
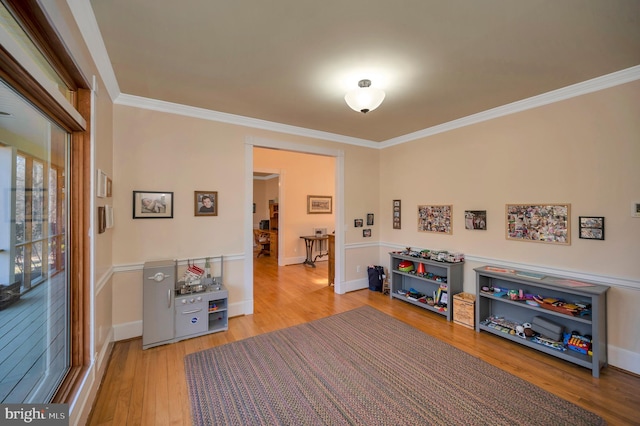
[{"left": 88, "top": 255, "right": 640, "bottom": 425}]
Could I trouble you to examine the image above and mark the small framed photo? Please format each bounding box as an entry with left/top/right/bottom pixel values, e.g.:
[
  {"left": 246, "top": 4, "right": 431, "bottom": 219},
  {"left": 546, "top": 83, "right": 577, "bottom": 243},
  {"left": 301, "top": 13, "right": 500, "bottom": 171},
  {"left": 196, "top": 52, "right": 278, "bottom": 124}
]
[
  {"left": 307, "top": 195, "right": 332, "bottom": 214},
  {"left": 363, "top": 229, "right": 371, "bottom": 237},
  {"left": 195, "top": 191, "right": 218, "bottom": 216},
  {"left": 97, "top": 206, "right": 106, "bottom": 234},
  {"left": 465, "top": 210, "right": 487, "bottom": 230},
  {"left": 393, "top": 200, "right": 401, "bottom": 229},
  {"left": 96, "top": 169, "right": 107, "bottom": 198},
  {"left": 579, "top": 216, "right": 604, "bottom": 240},
  {"left": 105, "top": 205, "right": 114, "bottom": 229},
  {"left": 354, "top": 218, "right": 363, "bottom": 227},
  {"left": 367, "top": 213, "right": 374, "bottom": 226},
  {"left": 633, "top": 202, "right": 640, "bottom": 218},
  {"left": 133, "top": 191, "right": 173, "bottom": 219}
]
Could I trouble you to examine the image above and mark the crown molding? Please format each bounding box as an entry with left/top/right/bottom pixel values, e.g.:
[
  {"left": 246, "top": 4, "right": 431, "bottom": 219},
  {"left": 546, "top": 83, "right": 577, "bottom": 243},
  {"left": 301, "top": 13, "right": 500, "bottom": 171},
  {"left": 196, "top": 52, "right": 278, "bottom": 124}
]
[
  {"left": 380, "top": 65, "right": 640, "bottom": 148},
  {"left": 115, "top": 93, "right": 378, "bottom": 148},
  {"left": 253, "top": 174, "right": 279, "bottom": 181},
  {"left": 66, "top": 0, "right": 120, "bottom": 102},
  {"left": 69, "top": 3, "right": 639, "bottom": 150}
]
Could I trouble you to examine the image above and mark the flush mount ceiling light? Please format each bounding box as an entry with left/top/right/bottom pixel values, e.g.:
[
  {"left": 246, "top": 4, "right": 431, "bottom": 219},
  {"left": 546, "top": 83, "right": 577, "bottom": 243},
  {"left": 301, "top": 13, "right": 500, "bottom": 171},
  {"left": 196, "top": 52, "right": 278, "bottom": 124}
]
[{"left": 344, "top": 79, "right": 385, "bottom": 114}]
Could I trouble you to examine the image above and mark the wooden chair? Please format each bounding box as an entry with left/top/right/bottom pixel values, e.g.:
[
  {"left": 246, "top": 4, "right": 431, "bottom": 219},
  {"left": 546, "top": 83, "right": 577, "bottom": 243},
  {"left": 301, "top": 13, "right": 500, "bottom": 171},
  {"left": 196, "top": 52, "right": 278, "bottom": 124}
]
[{"left": 253, "top": 229, "right": 271, "bottom": 258}]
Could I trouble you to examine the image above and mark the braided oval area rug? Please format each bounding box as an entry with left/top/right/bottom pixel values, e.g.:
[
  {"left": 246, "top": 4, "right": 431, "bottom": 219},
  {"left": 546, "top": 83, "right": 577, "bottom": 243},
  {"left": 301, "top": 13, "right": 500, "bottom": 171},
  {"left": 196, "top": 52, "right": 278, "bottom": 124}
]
[{"left": 184, "top": 306, "right": 604, "bottom": 425}]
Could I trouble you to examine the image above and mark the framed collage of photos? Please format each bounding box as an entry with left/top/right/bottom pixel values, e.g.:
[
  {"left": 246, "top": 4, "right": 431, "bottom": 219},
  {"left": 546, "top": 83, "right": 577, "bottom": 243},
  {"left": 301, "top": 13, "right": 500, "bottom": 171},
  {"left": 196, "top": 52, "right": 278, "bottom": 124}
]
[
  {"left": 506, "top": 204, "right": 570, "bottom": 244},
  {"left": 393, "top": 200, "right": 401, "bottom": 229},
  {"left": 417, "top": 205, "right": 452, "bottom": 234}
]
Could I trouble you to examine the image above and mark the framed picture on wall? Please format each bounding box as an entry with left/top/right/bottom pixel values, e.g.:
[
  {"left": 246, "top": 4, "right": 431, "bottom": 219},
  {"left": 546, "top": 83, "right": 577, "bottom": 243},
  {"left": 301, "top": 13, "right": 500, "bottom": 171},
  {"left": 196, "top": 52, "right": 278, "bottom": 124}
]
[
  {"left": 579, "top": 216, "right": 604, "bottom": 240},
  {"left": 307, "top": 195, "right": 332, "bottom": 214},
  {"left": 367, "top": 213, "right": 374, "bottom": 226},
  {"left": 465, "top": 210, "right": 487, "bottom": 230},
  {"left": 97, "top": 169, "right": 107, "bottom": 198},
  {"left": 393, "top": 200, "right": 401, "bottom": 229},
  {"left": 194, "top": 191, "right": 218, "bottom": 216},
  {"left": 505, "top": 203, "right": 570, "bottom": 244},
  {"left": 132, "top": 191, "right": 173, "bottom": 219},
  {"left": 417, "top": 205, "right": 452, "bottom": 234}
]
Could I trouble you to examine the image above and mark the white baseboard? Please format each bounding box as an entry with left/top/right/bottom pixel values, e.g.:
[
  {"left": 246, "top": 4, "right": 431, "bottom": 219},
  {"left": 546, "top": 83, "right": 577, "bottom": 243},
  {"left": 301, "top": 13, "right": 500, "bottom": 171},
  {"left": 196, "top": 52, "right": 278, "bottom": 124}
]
[
  {"left": 113, "top": 320, "right": 142, "bottom": 341},
  {"left": 336, "top": 277, "right": 368, "bottom": 294},
  {"left": 609, "top": 345, "right": 640, "bottom": 376},
  {"left": 69, "top": 329, "right": 114, "bottom": 425}
]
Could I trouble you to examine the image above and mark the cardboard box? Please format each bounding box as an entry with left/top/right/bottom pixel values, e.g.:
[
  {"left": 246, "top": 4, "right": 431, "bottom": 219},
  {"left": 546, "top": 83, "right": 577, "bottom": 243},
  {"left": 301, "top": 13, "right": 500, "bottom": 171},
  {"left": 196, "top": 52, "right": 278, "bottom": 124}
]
[{"left": 453, "top": 292, "right": 476, "bottom": 329}]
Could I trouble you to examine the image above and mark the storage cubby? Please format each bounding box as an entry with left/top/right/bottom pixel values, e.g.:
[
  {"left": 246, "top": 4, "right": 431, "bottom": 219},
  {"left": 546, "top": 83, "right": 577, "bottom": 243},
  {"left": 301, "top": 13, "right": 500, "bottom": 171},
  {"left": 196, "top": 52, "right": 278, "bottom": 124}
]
[
  {"left": 475, "top": 266, "right": 609, "bottom": 377},
  {"left": 389, "top": 252, "right": 464, "bottom": 321}
]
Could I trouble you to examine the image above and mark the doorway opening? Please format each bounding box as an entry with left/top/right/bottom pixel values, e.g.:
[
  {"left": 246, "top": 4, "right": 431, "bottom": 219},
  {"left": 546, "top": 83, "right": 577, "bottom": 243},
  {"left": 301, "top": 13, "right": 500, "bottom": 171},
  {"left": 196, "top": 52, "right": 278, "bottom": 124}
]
[{"left": 245, "top": 138, "right": 344, "bottom": 315}]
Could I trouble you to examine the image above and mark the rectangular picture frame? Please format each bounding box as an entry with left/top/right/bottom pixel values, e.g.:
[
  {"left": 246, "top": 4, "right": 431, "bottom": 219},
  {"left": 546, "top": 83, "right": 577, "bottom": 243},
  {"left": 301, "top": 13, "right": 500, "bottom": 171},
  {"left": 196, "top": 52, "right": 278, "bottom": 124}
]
[
  {"left": 97, "top": 206, "right": 106, "bottom": 234},
  {"left": 506, "top": 203, "right": 570, "bottom": 244},
  {"left": 307, "top": 195, "right": 332, "bottom": 214},
  {"left": 367, "top": 213, "right": 374, "bottom": 226},
  {"left": 194, "top": 191, "right": 218, "bottom": 216},
  {"left": 465, "top": 210, "right": 487, "bottom": 230},
  {"left": 96, "top": 169, "right": 107, "bottom": 198},
  {"left": 579, "top": 216, "right": 604, "bottom": 240},
  {"left": 106, "top": 177, "right": 112, "bottom": 197},
  {"left": 393, "top": 200, "right": 401, "bottom": 229},
  {"left": 132, "top": 191, "right": 173, "bottom": 219},
  {"left": 418, "top": 204, "right": 452, "bottom": 234}
]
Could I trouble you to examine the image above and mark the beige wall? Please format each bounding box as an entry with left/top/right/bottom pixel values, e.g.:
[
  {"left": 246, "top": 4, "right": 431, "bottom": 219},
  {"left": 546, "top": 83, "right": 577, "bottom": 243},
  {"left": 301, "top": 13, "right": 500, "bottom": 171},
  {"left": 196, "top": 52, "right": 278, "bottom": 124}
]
[
  {"left": 44, "top": 1, "right": 639, "bottom": 422},
  {"left": 109, "top": 108, "right": 381, "bottom": 327},
  {"left": 254, "top": 147, "right": 335, "bottom": 263},
  {"left": 107, "top": 80, "right": 639, "bottom": 375},
  {"left": 252, "top": 179, "right": 270, "bottom": 226},
  {"left": 379, "top": 81, "right": 640, "bottom": 280},
  {"left": 93, "top": 81, "right": 115, "bottom": 366},
  {"left": 378, "top": 80, "right": 640, "bottom": 370},
  {"left": 253, "top": 176, "right": 279, "bottom": 226}
]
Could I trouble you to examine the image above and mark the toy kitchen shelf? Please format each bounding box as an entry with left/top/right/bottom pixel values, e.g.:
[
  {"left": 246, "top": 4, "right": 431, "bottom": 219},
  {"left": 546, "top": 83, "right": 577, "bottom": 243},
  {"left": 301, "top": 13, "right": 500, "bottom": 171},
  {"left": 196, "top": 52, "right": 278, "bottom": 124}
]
[
  {"left": 474, "top": 266, "right": 609, "bottom": 377},
  {"left": 389, "top": 252, "right": 464, "bottom": 321}
]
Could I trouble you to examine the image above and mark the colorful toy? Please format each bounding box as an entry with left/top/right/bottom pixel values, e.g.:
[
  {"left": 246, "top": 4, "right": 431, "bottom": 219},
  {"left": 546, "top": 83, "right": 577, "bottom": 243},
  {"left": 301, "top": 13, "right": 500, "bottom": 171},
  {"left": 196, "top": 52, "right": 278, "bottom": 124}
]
[
  {"left": 564, "top": 332, "right": 592, "bottom": 355},
  {"left": 398, "top": 260, "right": 414, "bottom": 272}
]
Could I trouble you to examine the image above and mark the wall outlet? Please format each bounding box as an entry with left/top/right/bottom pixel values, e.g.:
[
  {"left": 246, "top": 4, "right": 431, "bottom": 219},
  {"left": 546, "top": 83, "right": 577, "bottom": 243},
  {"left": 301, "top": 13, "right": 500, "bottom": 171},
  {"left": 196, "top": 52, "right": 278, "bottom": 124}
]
[{"left": 356, "top": 265, "right": 361, "bottom": 273}]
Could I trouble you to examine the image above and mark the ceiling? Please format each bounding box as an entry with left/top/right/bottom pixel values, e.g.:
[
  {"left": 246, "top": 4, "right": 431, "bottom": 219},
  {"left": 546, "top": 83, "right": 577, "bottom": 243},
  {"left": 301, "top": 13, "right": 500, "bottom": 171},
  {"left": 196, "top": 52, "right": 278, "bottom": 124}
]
[{"left": 87, "top": 1, "right": 638, "bottom": 143}]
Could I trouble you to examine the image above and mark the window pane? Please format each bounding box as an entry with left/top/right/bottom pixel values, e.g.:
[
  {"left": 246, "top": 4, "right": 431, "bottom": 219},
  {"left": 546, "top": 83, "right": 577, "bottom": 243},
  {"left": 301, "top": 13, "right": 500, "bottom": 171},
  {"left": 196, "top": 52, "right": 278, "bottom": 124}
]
[
  {"left": 32, "top": 160, "right": 44, "bottom": 241},
  {"left": 15, "top": 155, "right": 25, "bottom": 243},
  {"left": 0, "top": 79, "right": 69, "bottom": 403}
]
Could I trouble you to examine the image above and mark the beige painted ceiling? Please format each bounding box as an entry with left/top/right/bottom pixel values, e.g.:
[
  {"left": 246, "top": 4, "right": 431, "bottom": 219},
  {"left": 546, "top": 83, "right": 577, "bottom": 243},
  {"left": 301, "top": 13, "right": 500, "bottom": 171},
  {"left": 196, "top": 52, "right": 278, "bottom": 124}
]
[{"left": 89, "top": 0, "right": 640, "bottom": 142}]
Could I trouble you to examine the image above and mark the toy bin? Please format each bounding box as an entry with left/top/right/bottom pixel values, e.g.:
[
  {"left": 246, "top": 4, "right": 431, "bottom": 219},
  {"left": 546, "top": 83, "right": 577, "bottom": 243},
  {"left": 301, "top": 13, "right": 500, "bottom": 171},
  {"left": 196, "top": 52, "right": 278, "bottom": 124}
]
[{"left": 453, "top": 292, "right": 476, "bottom": 329}]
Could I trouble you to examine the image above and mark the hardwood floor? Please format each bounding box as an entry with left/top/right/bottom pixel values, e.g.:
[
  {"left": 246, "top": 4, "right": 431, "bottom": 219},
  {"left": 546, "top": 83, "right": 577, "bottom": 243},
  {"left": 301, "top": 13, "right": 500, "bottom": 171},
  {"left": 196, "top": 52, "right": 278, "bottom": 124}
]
[{"left": 88, "top": 255, "right": 640, "bottom": 425}]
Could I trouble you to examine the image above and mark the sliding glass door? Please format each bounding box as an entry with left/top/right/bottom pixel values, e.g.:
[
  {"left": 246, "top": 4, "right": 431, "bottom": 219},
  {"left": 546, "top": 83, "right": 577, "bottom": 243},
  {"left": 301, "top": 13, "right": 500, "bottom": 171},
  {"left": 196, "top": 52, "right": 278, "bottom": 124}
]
[{"left": 0, "top": 79, "right": 70, "bottom": 402}]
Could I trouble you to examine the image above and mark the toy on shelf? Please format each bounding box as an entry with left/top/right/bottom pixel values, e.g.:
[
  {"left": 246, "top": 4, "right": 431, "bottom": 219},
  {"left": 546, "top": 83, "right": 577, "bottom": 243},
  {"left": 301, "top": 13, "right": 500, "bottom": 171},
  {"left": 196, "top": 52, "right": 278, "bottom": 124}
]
[{"left": 564, "top": 332, "right": 593, "bottom": 355}]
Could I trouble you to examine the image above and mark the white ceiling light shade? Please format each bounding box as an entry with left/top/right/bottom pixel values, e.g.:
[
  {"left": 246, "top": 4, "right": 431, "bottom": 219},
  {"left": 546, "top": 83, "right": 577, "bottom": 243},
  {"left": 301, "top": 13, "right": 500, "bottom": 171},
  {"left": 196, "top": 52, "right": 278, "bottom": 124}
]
[{"left": 344, "top": 79, "right": 385, "bottom": 113}]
